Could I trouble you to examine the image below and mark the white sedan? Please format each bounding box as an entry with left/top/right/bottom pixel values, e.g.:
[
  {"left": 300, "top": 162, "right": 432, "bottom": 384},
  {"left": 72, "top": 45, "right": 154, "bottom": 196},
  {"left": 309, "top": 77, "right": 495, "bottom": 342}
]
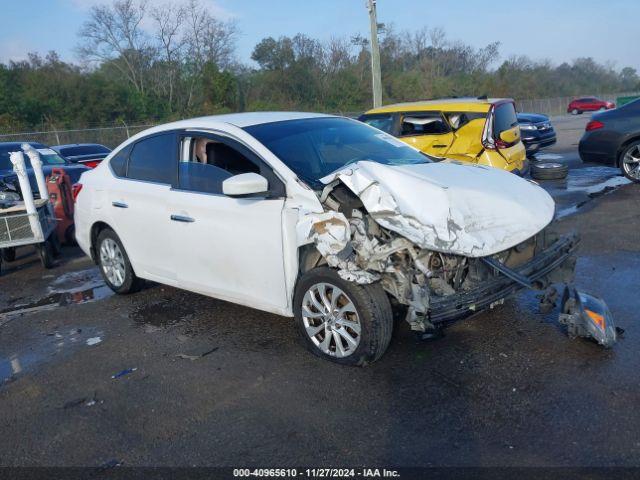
[{"left": 74, "top": 112, "right": 610, "bottom": 365}]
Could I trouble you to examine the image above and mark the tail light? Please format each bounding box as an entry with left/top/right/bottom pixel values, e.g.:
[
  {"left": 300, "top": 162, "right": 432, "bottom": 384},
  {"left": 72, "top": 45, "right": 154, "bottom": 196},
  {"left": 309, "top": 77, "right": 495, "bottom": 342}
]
[
  {"left": 72, "top": 183, "right": 83, "bottom": 202},
  {"left": 495, "top": 139, "right": 509, "bottom": 149},
  {"left": 586, "top": 120, "right": 604, "bottom": 131},
  {"left": 81, "top": 160, "right": 101, "bottom": 169}
]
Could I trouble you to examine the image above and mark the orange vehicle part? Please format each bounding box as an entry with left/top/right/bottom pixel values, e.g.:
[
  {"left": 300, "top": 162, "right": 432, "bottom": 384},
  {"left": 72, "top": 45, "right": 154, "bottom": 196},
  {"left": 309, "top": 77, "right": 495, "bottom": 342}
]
[{"left": 46, "top": 168, "right": 75, "bottom": 244}]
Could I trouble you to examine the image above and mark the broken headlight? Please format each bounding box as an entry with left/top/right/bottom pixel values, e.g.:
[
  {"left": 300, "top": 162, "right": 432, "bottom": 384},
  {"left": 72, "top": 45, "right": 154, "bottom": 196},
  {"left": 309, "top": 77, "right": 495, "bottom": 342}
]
[
  {"left": 559, "top": 286, "right": 617, "bottom": 348},
  {"left": 0, "top": 190, "right": 20, "bottom": 208}
]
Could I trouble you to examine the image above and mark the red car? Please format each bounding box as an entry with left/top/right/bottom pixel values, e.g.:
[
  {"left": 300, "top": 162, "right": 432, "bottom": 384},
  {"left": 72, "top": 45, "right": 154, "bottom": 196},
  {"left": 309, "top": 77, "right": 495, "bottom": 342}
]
[{"left": 568, "top": 97, "right": 615, "bottom": 115}]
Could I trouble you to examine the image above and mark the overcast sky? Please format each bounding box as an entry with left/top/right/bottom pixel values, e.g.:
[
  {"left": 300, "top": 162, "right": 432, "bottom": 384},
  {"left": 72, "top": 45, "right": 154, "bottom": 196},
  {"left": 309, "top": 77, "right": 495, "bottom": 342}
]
[{"left": 1, "top": 0, "right": 638, "bottom": 71}]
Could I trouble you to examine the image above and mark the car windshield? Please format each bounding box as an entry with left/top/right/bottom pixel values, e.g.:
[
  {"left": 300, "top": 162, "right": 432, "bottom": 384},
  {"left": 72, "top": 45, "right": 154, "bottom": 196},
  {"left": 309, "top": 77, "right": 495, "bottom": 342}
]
[
  {"left": 245, "top": 117, "right": 430, "bottom": 188},
  {"left": 0, "top": 147, "right": 66, "bottom": 170}
]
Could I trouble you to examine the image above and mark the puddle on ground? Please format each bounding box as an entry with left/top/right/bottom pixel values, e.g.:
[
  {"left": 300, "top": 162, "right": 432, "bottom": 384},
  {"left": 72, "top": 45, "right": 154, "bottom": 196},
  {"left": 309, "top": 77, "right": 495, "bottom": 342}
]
[
  {"left": 48, "top": 268, "right": 105, "bottom": 293},
  {"left": 130, "top": 298, "right": 196, "bottom": 328},
  {"left": 541, "top": 166, "right": 631, "bottom": 218},
  {"left": 0, "top": 268, "right": 113, "bottom": 323},
  {"left": 0, "top": 326, "right": 103, "bottom": 385}
]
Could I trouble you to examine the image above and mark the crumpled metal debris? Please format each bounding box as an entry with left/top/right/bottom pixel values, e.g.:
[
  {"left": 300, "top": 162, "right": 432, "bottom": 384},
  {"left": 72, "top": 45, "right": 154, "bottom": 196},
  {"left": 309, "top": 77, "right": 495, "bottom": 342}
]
[
  {"left": 297, "top": 160, "right": 559, "bottom": 333},
  {"left": 320, "top": 160, "right": 555, "bottom": 258}
]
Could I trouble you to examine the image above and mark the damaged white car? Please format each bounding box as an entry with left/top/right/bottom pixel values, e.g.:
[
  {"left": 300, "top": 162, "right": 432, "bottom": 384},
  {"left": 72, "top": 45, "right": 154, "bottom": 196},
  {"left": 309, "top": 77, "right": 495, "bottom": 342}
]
[{"left": 74, "top": 113, "right": 616, "bottom": 365}]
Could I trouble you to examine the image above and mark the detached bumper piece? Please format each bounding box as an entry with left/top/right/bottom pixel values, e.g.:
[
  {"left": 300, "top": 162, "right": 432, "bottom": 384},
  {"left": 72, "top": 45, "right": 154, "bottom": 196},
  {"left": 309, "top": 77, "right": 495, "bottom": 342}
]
[{"left": 559, "top": 286, "right": 617, "bottom": 348}]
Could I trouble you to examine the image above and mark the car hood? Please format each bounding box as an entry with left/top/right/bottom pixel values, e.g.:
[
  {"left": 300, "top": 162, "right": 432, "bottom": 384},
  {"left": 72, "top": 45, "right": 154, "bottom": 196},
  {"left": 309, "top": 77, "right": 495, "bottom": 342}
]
[
  {"left": 517, "top": 113, "right": 549, "bottom": 124},
  {"left": 320, "top": 160, "right": 555, "bottom": 258}
]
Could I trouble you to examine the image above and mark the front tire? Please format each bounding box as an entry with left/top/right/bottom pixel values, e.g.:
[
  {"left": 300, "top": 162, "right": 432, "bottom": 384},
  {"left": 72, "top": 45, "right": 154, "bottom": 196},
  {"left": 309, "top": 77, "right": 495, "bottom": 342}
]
[
  {"left": 294, "top": 267, "right": 393, "bottom": 366},
  {"left": 96, "top": 228, "right": 144, "bottom": 294},
  {"left": 620, "top": 141, "right": 640, "bottom": 183},
  {"left": 571, "top": 109, "right": 580, "bottom": 115}
]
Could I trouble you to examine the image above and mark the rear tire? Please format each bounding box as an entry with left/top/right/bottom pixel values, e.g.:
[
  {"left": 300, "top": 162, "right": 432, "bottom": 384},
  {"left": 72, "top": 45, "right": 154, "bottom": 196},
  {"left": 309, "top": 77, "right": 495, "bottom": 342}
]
[
  {"left": 571, "top": 109, "right": 580, "bottom": 115},
  {"left": 96, "top": 228, "right": 144, "bottom": 294},
  {"left": 620, "top": 140, "right": 640, "bottom": 183},
  {"left": 37, "top": 237, "right": 55, "bottom": 269},
  {"left": 294, "top": 267, "right": 393, "bottom": 366},
  {"left": 531, "top": 162, "right": 569, "bottom": 180}
]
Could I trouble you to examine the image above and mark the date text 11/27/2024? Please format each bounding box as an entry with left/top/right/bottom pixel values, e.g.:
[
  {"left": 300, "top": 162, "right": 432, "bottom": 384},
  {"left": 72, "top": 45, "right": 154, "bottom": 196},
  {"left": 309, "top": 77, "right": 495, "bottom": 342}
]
[{"left": 233, "top": 468, "right": 401, "bottom": 478}]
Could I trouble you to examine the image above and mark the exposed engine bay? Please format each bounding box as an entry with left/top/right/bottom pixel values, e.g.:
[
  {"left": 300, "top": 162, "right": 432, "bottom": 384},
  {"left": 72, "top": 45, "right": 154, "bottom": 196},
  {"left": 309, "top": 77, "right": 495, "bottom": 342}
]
[{"left": 303, "top": 183, "right": 577, "bottom": 333}]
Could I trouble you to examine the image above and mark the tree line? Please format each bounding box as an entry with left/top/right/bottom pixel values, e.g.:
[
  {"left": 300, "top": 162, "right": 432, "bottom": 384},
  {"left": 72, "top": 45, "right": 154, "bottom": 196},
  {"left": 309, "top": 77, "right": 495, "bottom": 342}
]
[{"left": 1, "top": 0, "right": 638, "bottom": 132}]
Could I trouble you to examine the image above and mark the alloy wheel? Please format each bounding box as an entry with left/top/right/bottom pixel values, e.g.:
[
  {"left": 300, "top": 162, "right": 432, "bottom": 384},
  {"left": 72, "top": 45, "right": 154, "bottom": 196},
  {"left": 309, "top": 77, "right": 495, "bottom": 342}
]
[
  {"left": 623, "top": 145, "right": 640, "bottom": 180},
  {"left": 301, "top": 282, "right": 361, "bottom": 358},
  {"left": 100, "top": 238, "right": 126, "bottom": 287}
]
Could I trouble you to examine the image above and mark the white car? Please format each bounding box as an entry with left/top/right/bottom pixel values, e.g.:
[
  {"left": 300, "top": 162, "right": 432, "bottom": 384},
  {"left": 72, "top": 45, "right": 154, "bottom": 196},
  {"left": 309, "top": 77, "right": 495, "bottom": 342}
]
[{"left": 74, "top": 112, "right": 614, "bottom": 365}]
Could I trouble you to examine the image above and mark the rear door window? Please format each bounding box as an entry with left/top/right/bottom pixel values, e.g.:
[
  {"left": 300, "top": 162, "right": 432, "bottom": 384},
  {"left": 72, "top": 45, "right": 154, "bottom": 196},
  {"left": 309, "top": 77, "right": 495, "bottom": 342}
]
[
  {"left": 493, "top": 103, "right": 518, "bottom": 136},
  {"left": 109, "top": 145, "right": 131, "bottom": 177},
  {"left": 400, "top": 112, "right": 450, "bottom": 136},
  {"left": 445, "top": 112, "right": 487, "bottom": 130},
  {"left": 127, "top": 133, "right": 177, "bottom": 184}
]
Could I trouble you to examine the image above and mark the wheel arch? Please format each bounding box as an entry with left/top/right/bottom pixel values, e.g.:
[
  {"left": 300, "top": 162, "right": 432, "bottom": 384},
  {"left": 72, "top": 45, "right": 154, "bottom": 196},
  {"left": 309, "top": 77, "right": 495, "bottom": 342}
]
[
  {"left": 89, "top": 221, "right": 115, "bottom": 263},
  {"left": 297, "top": 244, "right": 326, "bottom": 275},
  {"left": 616, "top": 135, "right": 640, "bottom": 166}
]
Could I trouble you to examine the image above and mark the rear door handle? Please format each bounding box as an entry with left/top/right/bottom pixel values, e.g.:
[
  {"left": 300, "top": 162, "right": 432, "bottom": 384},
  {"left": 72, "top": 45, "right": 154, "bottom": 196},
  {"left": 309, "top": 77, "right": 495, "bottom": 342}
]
[
  {"left": 170, "top": 214, "right": 195, "bottom": 223},
  {"left": 112, "top": 201, "right": 128, "bottom": 208},
  {"left": 432, "top": 144, "right": 448, "bottom": 148}
]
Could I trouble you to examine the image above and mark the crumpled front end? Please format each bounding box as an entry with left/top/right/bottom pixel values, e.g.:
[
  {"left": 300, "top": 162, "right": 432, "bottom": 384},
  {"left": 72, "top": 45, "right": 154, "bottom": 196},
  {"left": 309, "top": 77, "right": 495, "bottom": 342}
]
[{"left": 296, "top": 161, "right": 578, "bottom": 333}]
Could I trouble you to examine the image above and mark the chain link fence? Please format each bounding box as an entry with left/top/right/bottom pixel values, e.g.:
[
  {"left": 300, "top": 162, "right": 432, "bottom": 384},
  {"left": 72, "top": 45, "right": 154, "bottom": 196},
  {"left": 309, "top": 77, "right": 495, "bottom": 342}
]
[
  {"left": 1, "top": 92, "right": 638, "bottom": 148},
  {"left": 515, "top": 91, "right": 639, "bottom": 117},
  {"left": 0, "top": 124, "right": 154, "bottom": 149}
]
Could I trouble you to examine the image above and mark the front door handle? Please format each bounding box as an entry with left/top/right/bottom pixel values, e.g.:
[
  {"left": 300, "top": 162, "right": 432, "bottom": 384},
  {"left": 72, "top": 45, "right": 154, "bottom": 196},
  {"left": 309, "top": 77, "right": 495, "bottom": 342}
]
[
  {"left": 432, "top": 144, "right": 448, "bottom": 148},
  {"left": 112, "top": 201, "right": 128, "bottom": 208},
  {"left": 170, "top": 214, "right": 195, "bottom": 223}
]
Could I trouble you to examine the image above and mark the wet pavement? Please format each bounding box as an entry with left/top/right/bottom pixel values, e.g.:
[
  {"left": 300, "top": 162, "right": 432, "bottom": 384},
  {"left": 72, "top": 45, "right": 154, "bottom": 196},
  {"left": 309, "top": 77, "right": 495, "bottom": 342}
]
[
  {"left": 540, "top": 165, "right": 630, "bottom": 218},
  {"left": 0, "top": 120, "right": 639, "bottom": 467}
]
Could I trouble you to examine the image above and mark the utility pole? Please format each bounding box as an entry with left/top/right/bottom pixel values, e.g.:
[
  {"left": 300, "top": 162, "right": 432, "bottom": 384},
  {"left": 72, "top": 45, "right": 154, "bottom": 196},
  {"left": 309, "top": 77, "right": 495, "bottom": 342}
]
[{"left": 367, "top": 0, "right": 382, "bottom": 108}]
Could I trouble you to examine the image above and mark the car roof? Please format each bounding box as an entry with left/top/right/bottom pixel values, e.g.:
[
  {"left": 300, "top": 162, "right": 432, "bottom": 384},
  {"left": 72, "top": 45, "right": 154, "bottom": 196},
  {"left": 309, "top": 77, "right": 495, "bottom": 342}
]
[
  {"left": 53, "top": 143, "right": 107, "bottom": 149},
  {"left": 154, "top": 111, "right": 335, "bottom": 131},
  {"left": 364, "top": 98, "right": 512, "bottom": 115},
  {"left": 0, "top": 141, "right": 47, "bottom": 150}
]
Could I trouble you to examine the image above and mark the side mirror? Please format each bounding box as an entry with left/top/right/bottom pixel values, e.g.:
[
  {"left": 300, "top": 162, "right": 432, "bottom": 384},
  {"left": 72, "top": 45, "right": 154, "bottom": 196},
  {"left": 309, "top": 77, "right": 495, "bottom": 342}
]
[
  {"left": 222, "top": 172, "right": 269, "bottom": 197},
  {"left": 499, "top": 129, "right": 519, "bottom": 144}
]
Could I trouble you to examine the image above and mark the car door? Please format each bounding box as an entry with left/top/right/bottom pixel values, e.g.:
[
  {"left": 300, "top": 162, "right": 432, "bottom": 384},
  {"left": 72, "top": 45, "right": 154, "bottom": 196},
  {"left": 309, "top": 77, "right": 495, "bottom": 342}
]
[
  {"left": 167, "top": 131, "right": 288, "bottom": 313},
  {"left": 441, "top": 111, "right": 488, "bottom": 162},
  {"left": 585, "top": 98, "right": 598, "bottom": 111},
  {"left": 397, "top": 111, "right": 454, "bottom": 156},
  {"left": 106, "top": 132, "right": 179, "bottom": 284}
]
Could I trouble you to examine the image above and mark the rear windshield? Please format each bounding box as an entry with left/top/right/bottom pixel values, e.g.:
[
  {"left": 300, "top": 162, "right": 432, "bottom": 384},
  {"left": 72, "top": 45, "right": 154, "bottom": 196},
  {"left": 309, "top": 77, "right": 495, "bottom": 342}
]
[
  {"left": 245, "top": 117, "right": 430, "bottom": 189},
  {"left": 0, "top": 147, "right": 66, "bottom": 170},
  {"left": 60, "top": 145, "right": 110, "bottom": 157},
  {"left": 493, "top": 103, "right": 519, "bottom": 135}
]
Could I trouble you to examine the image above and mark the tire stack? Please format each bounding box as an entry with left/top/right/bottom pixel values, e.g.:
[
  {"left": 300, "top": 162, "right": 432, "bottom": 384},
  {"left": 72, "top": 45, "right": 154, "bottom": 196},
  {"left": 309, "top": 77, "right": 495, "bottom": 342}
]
[{"left": 530, "top": 162, "right": 569, "bottom": 180}]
